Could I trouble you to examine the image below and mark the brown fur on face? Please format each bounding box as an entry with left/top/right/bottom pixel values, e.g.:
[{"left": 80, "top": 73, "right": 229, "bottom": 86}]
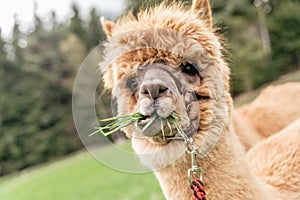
[
  {"left": 99, "top": 0, "right": 300, "bottom": 199},
  {"left": 100, "top": 2, "right": 230, "bottom": 153},
  {"left": 100, "top": 2, "right": 229, "bottom": 90}
]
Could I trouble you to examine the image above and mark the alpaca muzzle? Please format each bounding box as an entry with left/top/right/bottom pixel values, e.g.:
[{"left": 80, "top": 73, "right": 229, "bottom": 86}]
[
  {"left": 137, "top": 65, "right": 177, "bottom": 136},
  {"left": 136, "top": 63, "right": 199, "bottom": 138}
]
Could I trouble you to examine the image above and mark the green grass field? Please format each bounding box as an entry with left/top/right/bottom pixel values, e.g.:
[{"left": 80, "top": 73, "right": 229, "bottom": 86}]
[{"left": 0, "top": 145, "right": 164, "bottom": 200}]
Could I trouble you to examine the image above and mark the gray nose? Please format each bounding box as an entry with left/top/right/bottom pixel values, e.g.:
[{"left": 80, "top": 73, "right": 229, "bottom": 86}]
[{"left": 140, "top": 83, "right": 168, "bottom": 100}]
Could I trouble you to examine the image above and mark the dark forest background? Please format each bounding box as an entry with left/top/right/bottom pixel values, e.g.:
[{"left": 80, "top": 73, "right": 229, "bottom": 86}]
[{"left": 0, "top": 0, "right": 299, "bottom": 176}]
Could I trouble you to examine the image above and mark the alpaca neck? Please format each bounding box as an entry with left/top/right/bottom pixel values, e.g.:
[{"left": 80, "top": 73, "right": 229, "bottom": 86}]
[{"left": 154, "top": 125, "right": 274, "bottom": 200}]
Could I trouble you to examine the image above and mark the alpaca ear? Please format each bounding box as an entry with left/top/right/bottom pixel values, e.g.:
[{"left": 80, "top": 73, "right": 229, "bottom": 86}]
[
  {"left": 191, "top": 0, "right": 213, "bottom": 29},
  {"left": 100, "top": 17, "right": 116, "bottom": 38}
]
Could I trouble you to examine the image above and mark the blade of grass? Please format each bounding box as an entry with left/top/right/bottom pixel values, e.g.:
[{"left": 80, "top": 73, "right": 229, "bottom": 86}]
[
  {"left": 101, "top": 119, "right": 137, "bottom": 136},
  {"left": 171, "top": 112, "right": 189, "bottom": 123},
  {"left": 89, "top": 129, "right": 101, "bottom": 137},
  {"left": 168, "top": 137, "right": 185, "bottom": 140},
  {"left": 171, "top": 117, "right": 190, "bottom": 142},
  {"left": 90, "top": 113, "right": 143, "bottom": 137},
  {"left": 166, "top": 118, "right": 173, "bottom": 137},
  {"left": 99, "top": 113, "right": 143, "bottom": 122},
  {"left": 141, "top": 115, "right": 158, "bottom": 133},
  {"left": 93, "top": 112, "right": 191, "bottom": 143},
  {"left": 160, "top": 117, "right": 165, "bottom": 140},
  {"left": 99, "top": 115, "right": 131, "bottom": 122},
  {"left": 102, "top": 117, "right": 134, "bottom": 129},
  {"left": 91, "top": 113, "right": 144, "bottom": 137}
]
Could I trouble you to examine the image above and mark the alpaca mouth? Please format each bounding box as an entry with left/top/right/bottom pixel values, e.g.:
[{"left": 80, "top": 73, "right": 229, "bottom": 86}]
[
  {"left": 136, "top": 113, "right": 190, "bottom": 143},
  {"left": 137, "top": 115, "right": 151, "bottom": 124},
  {"left": 136, "top": 114, "right": 165, "bottom": 137}
]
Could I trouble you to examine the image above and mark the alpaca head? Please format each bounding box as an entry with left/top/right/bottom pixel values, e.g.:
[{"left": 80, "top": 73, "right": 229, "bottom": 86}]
[{"left": 99, "top": 0, "right": 232, "bottom": 168}]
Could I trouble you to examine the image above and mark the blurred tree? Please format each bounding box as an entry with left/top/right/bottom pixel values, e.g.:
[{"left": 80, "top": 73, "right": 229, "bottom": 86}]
[
  {"left": 24, "top": 22, "right": 83, "bottom": 156},
  {"left": 33, "top": 1, "right": 43, "bottom": 32},
  {"left": 59, "top": 33, "right": 87, "bottom": 89},
  {"left": 0, "top": 28, "right": 6, "bottom": 61},
  {"left": 0, "top": 29, "right": 5, "bottom": 133},
  {"left": 50, "top": 10, "right": 58, "bottom": 29},
  {"left": 268, "top": 1, "right": 300, "bottom": 77},
  {"left": 11, "top": 15, "right": 24, "bottom": 65},
  {"left": 213, "top": 0, "right": 271, "bottom": 94},
  {"left": 86, "top": 8, "right": 105, "bottom": 50},
  {"left": 0, "top": 12, "right": 83, "bottom": 175},
  {"left": 253, "top": 0, "right": 272, "bottom": 53},
  {"left": 70, "top": 3, "right": 86, "bottom": 46}
]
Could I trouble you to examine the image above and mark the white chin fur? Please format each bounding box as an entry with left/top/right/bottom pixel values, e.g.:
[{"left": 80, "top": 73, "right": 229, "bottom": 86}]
[{"left": 131, "top": 137, "right": 186, "bottom": 170}]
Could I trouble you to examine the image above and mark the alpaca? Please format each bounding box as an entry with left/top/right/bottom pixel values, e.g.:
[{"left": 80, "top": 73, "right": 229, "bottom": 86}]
[
  {"left": 234, "top": 82, "right": 300, "bottom": 149},
  {"left": 99, "top": 0, "right": 300, "bottom": 199},
  {"left": 247, "top": 118, "right": 300, "bottom": 199},
  {"left": 232, "top": 109, "right": 263, "bottom": 150}
]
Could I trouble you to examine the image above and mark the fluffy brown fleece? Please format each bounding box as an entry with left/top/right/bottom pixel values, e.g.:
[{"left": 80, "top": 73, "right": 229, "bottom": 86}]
[
  {"left": 234, "top": 82, "right": 300, "bottom": 150},
  {"left": 247, "top": 118, "right": 300, "bottom": 199},
  {"left": 99, "top": 0, "right": 300, "bottom": 199}
]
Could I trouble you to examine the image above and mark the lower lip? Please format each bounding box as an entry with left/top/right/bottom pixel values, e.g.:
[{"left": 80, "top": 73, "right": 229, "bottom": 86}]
[{"left": 136, "top": 117, "right": 162, "bottom": 136}]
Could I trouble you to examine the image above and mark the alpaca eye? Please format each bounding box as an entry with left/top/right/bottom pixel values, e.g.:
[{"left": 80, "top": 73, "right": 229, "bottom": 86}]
[
  {"left": 126, "top": 78, "right": 138, "bottom": 91},
  {"left": 130, "top": 81, "right": 137, "bottom": 90},
  {"left": 181, "top": 63, "right": 198, "bottom": 76}
]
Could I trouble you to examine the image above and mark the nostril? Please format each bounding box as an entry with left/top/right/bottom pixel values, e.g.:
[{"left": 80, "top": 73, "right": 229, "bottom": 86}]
[
  {"left": 140, "top": 83, "right": 168, "bottom": 99},
  {"left": 142, "top": 90, "right": 149, "bottom": 95},
  {"left": 158, "top": 87, "right": 168, "bottom": 94}
]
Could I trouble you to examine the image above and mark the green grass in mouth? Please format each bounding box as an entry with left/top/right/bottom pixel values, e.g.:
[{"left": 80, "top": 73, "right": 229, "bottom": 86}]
[{"left": 91, "top": 112, "right": 189, "bottom": 141}]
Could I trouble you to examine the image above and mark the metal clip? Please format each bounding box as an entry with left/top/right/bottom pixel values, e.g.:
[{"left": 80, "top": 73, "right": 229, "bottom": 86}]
[{"left": 187, "top": 145, "right": 203, "bottom": 185}]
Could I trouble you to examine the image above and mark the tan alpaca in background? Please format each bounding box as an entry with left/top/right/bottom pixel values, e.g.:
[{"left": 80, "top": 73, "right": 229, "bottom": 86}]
[
  {"left": 234, "top": 82, "right": 300, "bottom": 150},
  {"left": 100, "top": 0, "right": 300, "bottom": 199},
  {"left": 247, "top": 118, "right": 300, "bottom": 199}
]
